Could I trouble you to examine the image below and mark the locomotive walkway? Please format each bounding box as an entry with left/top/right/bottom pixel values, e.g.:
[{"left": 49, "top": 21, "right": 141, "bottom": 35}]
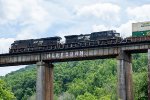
[{"left": 1, "top": 40, "right": 150, "bottom": 100}]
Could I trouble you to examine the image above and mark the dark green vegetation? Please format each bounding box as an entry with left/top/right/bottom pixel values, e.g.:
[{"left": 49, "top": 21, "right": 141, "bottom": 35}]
[
  {"left": 0, "top": 65, "right": 36, "bottom": 100},
  {"left": 0, "top": 53, "right": 148, "bottom": 100},
  {"left": 0, "top": 79, "right": 15, "bottom": 99}
]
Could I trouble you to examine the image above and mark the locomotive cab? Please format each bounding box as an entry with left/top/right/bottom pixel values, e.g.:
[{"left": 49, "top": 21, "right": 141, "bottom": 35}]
[{"left": 9, "top": 42, "right": 18, "bottom": 53}]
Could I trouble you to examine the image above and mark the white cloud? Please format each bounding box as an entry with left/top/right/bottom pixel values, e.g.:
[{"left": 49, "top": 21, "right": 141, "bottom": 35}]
[
  {"left": 117, "top": 21, "right": 133, "bottom": 37},
  {"left": 56, "top": 3, "right": 121, "bottom": 39},
  {"left": 0, "top": 0, "right": 55, "bottom": 40},
  {"left": 0, "top": 65, "right": 26, "bottom": 76},
  {"left": 0, "top": 0, "right": 22, "bottom": 24},
  {"left": 92, "top": 21, "right": 133, "bottom": 38},
  {"left": 0, "top": 0, "right": 50, "bottom": 23},
  {"left": 0, "top": 38, "right": 14, "bottom": 53},
  {"left": 76, "top": 3, "right": 120, "bottom": 21},
  {"left": 92, "top": 24, "right": 114, "bottom": 32},
  {"left": 127, "top": 4, "right": 150, "bottom": 21}
]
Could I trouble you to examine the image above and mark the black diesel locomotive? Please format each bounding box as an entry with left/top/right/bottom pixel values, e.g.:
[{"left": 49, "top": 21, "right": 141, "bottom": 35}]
[
  {"left": 9, "top": 30, "right": 121, "bottom": 53},
  {"left": 9, "top": 37, "right": 62, "bottom": 53}
]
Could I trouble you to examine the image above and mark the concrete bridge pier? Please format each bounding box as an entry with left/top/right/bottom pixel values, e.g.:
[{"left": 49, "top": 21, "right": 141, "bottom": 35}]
[
  {"left": 117, "top": 51, "right": 133, "bottom": 100},
  {"left": 36, "top": 61, "right": 54, "bottom": 100},
  {"left": 148, "top": 49, "right": 150, "bottom": 99}
]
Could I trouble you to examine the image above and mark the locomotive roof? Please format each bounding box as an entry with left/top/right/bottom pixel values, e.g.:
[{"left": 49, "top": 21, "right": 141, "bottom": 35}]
[
  {"left": 91, "top": 30, "right": 116, "bottom": 34},
  {"left": 40, "top": 36, "right": 62, "bottom": 40},
  {"left": 14, "top": 36, "right": 61, "bottom": 42},
  {"left": 64, "top": 34, "right": 90, "bottom": 38}
]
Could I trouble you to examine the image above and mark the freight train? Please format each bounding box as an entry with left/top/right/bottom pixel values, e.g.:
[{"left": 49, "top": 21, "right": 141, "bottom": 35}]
[{"left": 9, "top": 30, "right": 150, "bottom": 53}]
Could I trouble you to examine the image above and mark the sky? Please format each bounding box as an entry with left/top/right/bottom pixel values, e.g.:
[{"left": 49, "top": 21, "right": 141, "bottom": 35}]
[{"left": 0, "top": 0, "right": 150, "bottom": 76}]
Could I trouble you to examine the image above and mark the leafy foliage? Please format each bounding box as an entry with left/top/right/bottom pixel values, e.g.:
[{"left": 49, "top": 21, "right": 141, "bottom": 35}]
[
  {"left": 3, "top": 65, "right": 36, "bottom": 100},
  {"left": 57, "top": 92, "right": 75, "bottom": 100},
  {"left": 0, "top": 79, "right": 15, "bottom": 100},
  {"left": 76, "top": 92, "right": 97, "bottom": 100}
]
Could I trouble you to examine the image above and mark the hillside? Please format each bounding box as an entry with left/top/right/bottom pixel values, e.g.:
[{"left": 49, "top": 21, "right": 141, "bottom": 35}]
[{"left": 0, "top": 53, "right": 148, "bottom": 100}]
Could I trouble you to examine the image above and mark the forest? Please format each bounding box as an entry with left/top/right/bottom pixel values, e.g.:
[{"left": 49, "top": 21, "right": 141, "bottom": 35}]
[{"left": 0, "top": 53, "right": 148, "bottom": 100}]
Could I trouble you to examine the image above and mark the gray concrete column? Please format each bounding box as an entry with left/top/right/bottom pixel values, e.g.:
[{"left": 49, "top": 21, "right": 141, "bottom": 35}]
[
  {"left": 117, "top": 51, "right": 133, "bottom": 100},
  {"left": 36, "top": 61, "right": 45, "bottom": 100},
  {"left": 148, "top": 49, "right": 150, "bottom": 99},
  {"left": 36, "top": 61, "right": 54, "bottom": 100}
]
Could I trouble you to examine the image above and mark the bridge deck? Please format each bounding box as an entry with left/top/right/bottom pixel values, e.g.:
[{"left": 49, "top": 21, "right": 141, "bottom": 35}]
[{"left": 0, "top": 43, "right": 149, "bottom": 66}]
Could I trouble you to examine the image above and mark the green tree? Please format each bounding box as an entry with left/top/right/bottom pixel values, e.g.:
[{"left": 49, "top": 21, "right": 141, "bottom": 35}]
[
  {"left": 0, "top": 79, "right": 15, "bottom": 100},
  {"left": 58, "top": 92, "right": 75, "bottom": 100},
  {"left": 3, "top": 65, "right": 36, "bottom": 100},
  {"left": 76, "top": 92, "right": 97, "bottom": 100},
  {"left": 133, "top": 72, "right": 148, "bottom": 99}
]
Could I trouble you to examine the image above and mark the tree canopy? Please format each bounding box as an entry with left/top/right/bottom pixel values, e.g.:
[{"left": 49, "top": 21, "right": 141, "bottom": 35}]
[{"left": 0, "top": 79, "right": 15, "bottom": 100}]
